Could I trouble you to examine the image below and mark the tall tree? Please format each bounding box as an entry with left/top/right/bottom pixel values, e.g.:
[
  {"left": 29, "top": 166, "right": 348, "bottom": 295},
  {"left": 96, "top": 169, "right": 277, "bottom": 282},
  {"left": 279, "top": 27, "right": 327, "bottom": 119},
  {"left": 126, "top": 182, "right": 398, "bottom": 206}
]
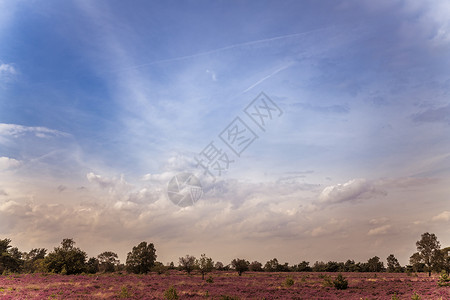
[
  {"left": 416, "top": 232, "right": 441, "bottom": 276},
  {"left": 249, "top": 261, "right": 263, "bottom": 272},
  {"left": 409, "top": 252, "right": 425, "bottom": 272},
  {"left": 0, "top": 239, "right": 22, "bottom": 273},
  {"left": 441, "top": 247, "right": 450, "bottom": 273},
  {"left": 23, "top": 248, "right": 47, "bottom": 273},
  {"left": 386, "top": 254, "right": 402, "bottom": 273},
  {"left": 264, "top": 258, "right": 279, "bottom": 272},
  {"left": 366, "top": 256, "right": 385, "bottom": 272},
  {"left": 125, "top": 242, "right": 157, "bottom": 274},
  {"left": 44, "top": 238, "right": 87, "bottom": 275},
  {"left": 231, "top": 258, "right": 249, "bottom": 276},
  {"left": 179, "top": 255, "right": 196, "bottom": 275},
  {"left": 98, "top": 251, "right": 120, "bottom": 273},
  {"left": 196, "top": 254, "right": 214, "bottom": 280}
]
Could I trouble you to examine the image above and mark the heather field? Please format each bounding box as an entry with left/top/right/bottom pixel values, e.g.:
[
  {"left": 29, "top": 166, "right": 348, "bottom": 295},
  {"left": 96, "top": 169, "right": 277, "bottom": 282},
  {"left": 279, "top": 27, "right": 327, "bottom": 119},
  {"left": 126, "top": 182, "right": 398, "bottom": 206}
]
[{"left": 0, "top": 271, "right": 449, "bottom": 300}]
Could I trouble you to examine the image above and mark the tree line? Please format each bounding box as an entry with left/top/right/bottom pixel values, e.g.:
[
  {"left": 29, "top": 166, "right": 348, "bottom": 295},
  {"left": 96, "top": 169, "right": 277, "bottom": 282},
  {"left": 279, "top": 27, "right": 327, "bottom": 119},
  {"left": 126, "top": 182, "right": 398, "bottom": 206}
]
[{"left": 0, "top": 232, "right": 448, "bottom": 277}]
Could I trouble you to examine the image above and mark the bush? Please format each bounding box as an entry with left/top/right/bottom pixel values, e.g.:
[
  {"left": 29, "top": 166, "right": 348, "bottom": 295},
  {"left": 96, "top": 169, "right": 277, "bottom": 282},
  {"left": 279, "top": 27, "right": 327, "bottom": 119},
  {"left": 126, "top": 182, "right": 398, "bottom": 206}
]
[
  {"left": 411, "top": 292, "right": 421, "bottom": 300},
  {"left": 320, "top": 274, "right": 333, "bottom": 287},
  {"left": 333, "top": 273, "right": 348, "bottom": 290},
  {"left": 438, "top": 271, "right": 450, "bottom": 287},
  {"left": 284, "top": 276, "right": 294, "bottom": 287},
  {"left": 206, "top": 276, "right": 214, "bottom": 283},
  {"left": 118, "top": 286, "right": 131, "bottom": 298},
  {"left": 164, "top": 285, "right": 178, "bottom": 300}
]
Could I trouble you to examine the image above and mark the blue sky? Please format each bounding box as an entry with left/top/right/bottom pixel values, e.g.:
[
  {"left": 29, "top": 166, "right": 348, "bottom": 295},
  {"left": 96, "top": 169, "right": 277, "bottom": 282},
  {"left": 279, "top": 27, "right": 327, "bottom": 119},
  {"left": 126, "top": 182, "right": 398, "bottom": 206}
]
[{"left": 1, "top": 0, "right": 450, "bottom": 266}]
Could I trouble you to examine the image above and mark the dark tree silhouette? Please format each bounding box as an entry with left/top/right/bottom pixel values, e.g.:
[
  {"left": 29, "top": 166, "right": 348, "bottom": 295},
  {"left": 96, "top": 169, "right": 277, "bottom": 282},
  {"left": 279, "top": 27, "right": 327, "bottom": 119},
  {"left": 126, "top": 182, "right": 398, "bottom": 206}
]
[
  {"left": 125, "top": 242, "right": 157, "bottom": 274},
  {"left": 179, "top": 255, "right": 196, "bottom": 275},
  {"left": 416, "top": 232, "right": 441, "bottom": 276},
  {"left": 231, "top": 258, "right": 249, "bottom": 276}
]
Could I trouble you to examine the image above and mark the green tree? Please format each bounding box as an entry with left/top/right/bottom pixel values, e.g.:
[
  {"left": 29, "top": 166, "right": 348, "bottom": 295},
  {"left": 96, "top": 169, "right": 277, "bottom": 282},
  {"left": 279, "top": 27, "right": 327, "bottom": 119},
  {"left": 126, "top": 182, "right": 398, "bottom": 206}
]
[
  {"left": 44, "top": 238, "right": 87, "bottom": 274},
  {"left": 98, "top": 251, "right": 119, "bottom": 273},
  {"left": 179, "top": 255, "right": 196, "bottom": 275},
  {"left": 264, "top": 258, "right": 279, "bottom": 272},
  {"left": 410, "top": 252, "right": 425, "bottom": 272},
  {"left": 441, "top": 247, "right": 450, "bottom": 273},
  {"left": 0, "top": 239, "right": 22, "bottom": 273},
  {"left": 196, "top": 254, "right": 214, "bottom": 280},
  {"left": 387, "top": 254, "right": 402, "bottom": 273},
  {"left": 367, "top": 256, "right": 384, "bottom": 272},
  {"left": 416, "top": 232, "right": 441, "bottom": 276},
  {"left": 86, "top": 257, "right": 99, "bottom": 274},
  {"left": 23, "top": 248, "right": 47, "bottom": 273},
  {"left": 231, "top": 258, "right": 249, "bottom": 276},
  {"left": 249, "top": 261, "right": 263, "bottom": 272},
  {"left": 214, "top": 261, "right": 224, "bottom": 270},
  {"left": 125, "top": 242, "right": 157, "bottom": 274},
  {"left": 296, "top": 261, "right": 312, "bottom": 272}
]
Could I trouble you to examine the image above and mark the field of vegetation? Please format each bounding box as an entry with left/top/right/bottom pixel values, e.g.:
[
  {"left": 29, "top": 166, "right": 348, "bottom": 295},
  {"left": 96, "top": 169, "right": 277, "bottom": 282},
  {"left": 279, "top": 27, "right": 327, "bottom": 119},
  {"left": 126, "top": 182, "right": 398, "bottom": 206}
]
[
  {"left": 1, "top": 271, "right": 449, "bottom": 299},
  {"left": 1, "top": 232, "right": 450, "bottom": 299}
]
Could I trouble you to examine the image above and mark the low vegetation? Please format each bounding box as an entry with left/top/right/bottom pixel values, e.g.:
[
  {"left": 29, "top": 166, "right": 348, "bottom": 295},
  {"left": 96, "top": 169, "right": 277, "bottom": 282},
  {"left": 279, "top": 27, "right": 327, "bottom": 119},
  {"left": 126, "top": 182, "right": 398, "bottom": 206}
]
[{"left": 0, "top": 232, "right": 449, "bottom": 298}]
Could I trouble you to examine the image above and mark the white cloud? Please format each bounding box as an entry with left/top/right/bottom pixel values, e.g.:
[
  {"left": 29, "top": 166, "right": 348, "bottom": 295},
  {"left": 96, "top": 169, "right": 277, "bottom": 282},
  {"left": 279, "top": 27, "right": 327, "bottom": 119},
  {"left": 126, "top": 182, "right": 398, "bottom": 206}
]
[
  {"left": 368, "top": 224, "right": 391, "bottom": 236},
  {"left": 86, "top": 172, "right": 130, "bottom": 192},
  {"left": 0, "top": 123, "right": 68, "bottom": 139},
  {"left": 432, "top": 211, "right": 450, "bottom": 222},
  {"left": 0, "top": 63, "right": 16, "bottom": 74},
  {"left": 0, "top": 157, "right": 21, "bottom": 170},
  {"left": 319, "top": 178, "right": 386, "bottom": 204},
  {"left": 0, "top": 63, "right": 17, "bottom": 82}
]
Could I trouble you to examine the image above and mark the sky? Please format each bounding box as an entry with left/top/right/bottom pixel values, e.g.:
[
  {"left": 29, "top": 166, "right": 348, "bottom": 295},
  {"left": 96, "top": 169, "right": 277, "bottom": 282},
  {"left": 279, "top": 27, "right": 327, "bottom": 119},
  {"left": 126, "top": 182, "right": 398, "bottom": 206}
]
[{"left": 0, "top": 0, "right": 449, "bottom": 267}]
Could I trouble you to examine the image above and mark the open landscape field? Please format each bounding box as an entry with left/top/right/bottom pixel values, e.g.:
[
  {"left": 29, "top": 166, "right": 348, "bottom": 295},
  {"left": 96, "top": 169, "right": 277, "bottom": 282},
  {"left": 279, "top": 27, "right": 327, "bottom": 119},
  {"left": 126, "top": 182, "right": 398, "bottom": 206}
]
[{"left": 0, "top": 271, "right": 449, "bottom": 300}]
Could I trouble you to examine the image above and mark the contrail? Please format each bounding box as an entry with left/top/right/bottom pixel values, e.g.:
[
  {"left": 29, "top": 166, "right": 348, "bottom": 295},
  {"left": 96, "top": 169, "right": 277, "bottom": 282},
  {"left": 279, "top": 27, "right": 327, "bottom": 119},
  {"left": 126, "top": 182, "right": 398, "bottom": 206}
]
[
  {"left": 242, "top": 62, "right": 295, "bottom": 93},
  {"left": 113, "top": 26, "right": 334, "bottom": 73}
]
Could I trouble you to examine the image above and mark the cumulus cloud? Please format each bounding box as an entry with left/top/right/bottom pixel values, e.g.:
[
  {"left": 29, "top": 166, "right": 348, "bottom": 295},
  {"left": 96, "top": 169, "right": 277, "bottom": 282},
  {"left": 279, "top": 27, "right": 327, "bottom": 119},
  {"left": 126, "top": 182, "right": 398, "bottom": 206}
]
[
  {"left": 0, "top": 189, "right": 7, "bottom": 196},
  {"left": 368, "top": 224, "right": 391, "bottom": 236},
  {"left": 0, "top": 157, "right": 21, "bottom": 170},
  {"left": 319, "top": 178, "right": 386, "bottom": 204},
  {"left": 432, "top": 211, "right": 450, "bottom": 222}
]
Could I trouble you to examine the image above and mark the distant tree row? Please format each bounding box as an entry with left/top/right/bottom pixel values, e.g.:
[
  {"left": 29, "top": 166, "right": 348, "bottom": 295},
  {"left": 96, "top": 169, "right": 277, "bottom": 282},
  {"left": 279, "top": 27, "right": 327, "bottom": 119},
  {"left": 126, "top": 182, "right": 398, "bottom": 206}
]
[
  {"left": 0, "top": 238, "right": 156, "bottom": 275},
  {"left": 0, "top": 232, "right": 448, "bottom": 277}
]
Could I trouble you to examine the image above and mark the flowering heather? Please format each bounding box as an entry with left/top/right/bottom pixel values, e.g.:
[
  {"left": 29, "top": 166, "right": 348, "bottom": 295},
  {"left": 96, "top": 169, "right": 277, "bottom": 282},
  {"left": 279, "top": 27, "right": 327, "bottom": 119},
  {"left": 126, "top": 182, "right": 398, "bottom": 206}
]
[{"left": 0, "top": 271, "right": 449, "bottom": 299}]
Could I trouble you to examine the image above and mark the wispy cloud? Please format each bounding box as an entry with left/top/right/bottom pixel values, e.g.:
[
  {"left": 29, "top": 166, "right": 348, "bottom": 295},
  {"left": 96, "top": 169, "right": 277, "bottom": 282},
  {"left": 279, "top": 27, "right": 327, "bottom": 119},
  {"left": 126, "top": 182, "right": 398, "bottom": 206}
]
[
  {"left": 243, "top": 63, "right": 295, "bottom": 93},
  {"left": 413, "top": 104, "right": 450, "bottom": 124},
  {"left": 0, "top": 123, "right": 69, "bottom": 139},
  {"left": 432, "top": 211, "right": 450, "bottom": 222},
  {"left": 368, "top": 224, "right": 391, "bottom": 236}
]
